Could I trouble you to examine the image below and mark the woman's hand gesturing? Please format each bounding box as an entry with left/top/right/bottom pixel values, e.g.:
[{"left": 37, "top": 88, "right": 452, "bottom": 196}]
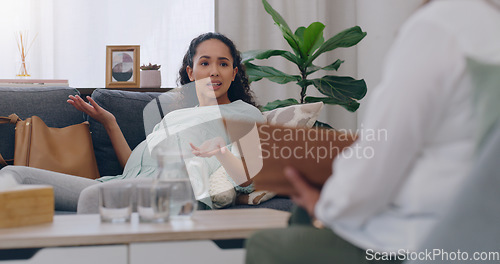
[
  {"left": 190, "top": 137, "right": 228, "bottom": 158},
  {"left": 67, "top": 95, "right": 116, "bottom": 127}
]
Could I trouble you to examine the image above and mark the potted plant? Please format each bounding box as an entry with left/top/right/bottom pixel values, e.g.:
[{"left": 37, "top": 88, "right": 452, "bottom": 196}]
[
  {"left": 140, "top": 63, "right": 161, "bottom": 88},
  {"left": 242, "top": 0, "right": 368, "bottom": 117}
]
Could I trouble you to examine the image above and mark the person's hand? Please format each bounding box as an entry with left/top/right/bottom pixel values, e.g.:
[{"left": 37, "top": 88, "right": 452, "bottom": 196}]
[
  {"left": 284, "top": 166, "right": 321, "bottom": 218},
  {"left": 190, "top": 137, "right": 228, "bottom": 158},
  {"left": 67, "top": 95, "right": 116, "bottom": 127}
]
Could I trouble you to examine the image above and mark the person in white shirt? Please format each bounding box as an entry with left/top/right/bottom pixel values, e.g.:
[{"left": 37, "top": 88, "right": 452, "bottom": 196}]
[{"left": 245, "top": 0, "right": 500, "bottom": 263}]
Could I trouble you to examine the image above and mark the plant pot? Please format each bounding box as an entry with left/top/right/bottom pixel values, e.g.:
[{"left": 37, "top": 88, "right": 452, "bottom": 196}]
[{"left": 140, "top": 70, "right": 161, "bottom": 88}]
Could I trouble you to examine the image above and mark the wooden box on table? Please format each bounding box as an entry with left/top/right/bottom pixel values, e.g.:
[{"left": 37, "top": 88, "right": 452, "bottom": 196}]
[{"left": 0, "top": 185, "right": 54, "bottom": 228}]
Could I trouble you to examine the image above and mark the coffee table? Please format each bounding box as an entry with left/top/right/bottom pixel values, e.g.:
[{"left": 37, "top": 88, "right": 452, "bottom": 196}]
[{"left": 0, "top": 208, "right": 290, "bottom": 264}]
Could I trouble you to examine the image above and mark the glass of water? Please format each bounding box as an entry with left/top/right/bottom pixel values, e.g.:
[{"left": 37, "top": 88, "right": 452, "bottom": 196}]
[
  {"left": 99, "top": 183, "right": 133, "bottom": 223},
  {"left": 137, "top": 181, "right": 171, "bottom": 223}
]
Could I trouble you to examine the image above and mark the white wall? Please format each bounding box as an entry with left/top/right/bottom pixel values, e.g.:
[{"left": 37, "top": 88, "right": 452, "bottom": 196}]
[
  {"left": 216, "top": 0, "right": 424, "bottom": 130},
  {"left": 0, "top": 0, "right": 215, "bottom": 88},
  {"left": 0, "top": 0, "right": 40, "bottom": 78}
]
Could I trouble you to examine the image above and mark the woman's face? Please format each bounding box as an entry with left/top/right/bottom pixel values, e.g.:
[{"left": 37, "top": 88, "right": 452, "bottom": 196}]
[{"left": 186, "top": 39, "right": 238, "bottom": 105}]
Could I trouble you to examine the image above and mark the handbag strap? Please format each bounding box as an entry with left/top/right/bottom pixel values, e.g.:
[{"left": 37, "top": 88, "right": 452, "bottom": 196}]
[{"left": 0, "top": 114, "right": 21, "bottom": 125}]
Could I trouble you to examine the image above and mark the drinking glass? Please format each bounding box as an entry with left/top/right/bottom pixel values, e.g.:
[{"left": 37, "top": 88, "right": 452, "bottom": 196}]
[
  {"left": 137, "top": 182, "right": 171, "bottom": 223},
  {"left": 99, "top": 183, "right": 133, "bottom": 223}
]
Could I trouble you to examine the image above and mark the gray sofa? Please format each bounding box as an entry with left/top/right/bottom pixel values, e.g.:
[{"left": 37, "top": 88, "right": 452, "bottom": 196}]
[{"left": 0, "top": 86, "right": 292, "bottom": 212}]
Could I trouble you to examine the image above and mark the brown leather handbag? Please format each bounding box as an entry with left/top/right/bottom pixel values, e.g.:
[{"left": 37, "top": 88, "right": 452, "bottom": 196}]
[{"left": 0, "top": 114, "right": 100, "bottom": 179}]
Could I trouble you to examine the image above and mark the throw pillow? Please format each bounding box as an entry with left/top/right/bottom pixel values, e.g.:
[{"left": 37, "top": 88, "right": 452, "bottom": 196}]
[
  {"left": 209, "top": 165, "right": 236, "bottom": 209},
  {"left": 263, "top": 102, "right": 324, "bottom": 128}
]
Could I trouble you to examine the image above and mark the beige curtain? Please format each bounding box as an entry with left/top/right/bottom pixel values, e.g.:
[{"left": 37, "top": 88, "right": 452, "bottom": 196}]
[{"left": 216, "top": 0, "right": 423, "bottom": 130}]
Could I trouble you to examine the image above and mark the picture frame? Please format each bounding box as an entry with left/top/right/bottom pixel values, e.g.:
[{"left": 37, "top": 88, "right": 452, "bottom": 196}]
[{"left": 105, "top": 45, "right": 140, "bottom": 88}]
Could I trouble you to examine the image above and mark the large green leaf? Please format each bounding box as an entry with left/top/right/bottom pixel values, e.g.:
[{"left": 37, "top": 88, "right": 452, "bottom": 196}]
[
  {"left": 245, "top": 62, "right": 300, "bottom": 84},
  {"left": 305, "top": 59, "right": 344, "bottom": 75},
  {"left": 295, "top": 27, "right": 306, "bottom": 41},
  {"left": 313, "top": 120, "right": 333, "bottom": 129},
  {"left": 322, "top": 59, "right": 344, "bottom": 71},
  {"left": 296, "top": 79, "right": 313, "bottom": 88},
  {"left": 305, "top": 96, "right": 360, "bottom": 112},
  {"left": 242, "top": 49, "right": 288, "bottom": 63},
  {"left": 261, "top": 98, "right": 299, "bottom": 112},
  {"left": 307, "top": 26, "right": 366, "bottom": 65},
  {"left": 312, "top": 75, "right": 367, "bottom": 100},
  {"left": 262, "top": 0, "right": 302, "bottom": 56},
  {"left": 307, "top": 75, "right": 367, "bottom": 112},
  {"left": 302, "top": 22, "right": 325, "bottom": 56},
  {"left": 280, "top": 51, "right": 304, "bottom": 66},
  {"left": 242, "top": 49, "right": 302, "bottom": 66},
  {"left": 306, "top": 64, "right": 322, "bottom": 75}
]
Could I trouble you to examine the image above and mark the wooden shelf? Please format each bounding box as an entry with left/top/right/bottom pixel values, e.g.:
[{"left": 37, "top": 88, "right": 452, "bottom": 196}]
[
  {"left": 0, "top": 79, "right": 69, "bottom": 87},
  {"left": 77, "top": 88, "right": 173, "bottom": 98}
]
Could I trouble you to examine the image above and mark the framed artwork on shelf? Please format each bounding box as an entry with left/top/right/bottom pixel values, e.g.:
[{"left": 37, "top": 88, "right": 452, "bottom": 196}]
[{"left": 105, "top": 45, "right": 140, "bottom": 88}]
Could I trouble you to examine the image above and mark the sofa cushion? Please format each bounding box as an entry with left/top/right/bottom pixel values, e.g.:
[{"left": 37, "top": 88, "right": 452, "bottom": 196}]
[
  {"left": 0, "top": 87, "right": 84, "bottom": 161},
  {"left": 230, "top": 197, "right": 293, "bottom": 212}
]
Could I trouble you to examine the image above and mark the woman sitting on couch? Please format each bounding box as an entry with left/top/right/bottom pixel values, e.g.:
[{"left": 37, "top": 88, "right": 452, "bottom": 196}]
[{"left": 0, "top": 32, "right": 265, "bottom": 212}]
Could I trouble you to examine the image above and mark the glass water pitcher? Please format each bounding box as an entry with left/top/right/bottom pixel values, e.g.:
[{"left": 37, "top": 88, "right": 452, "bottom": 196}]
[{"left": 154, "top": 142, "right": 207, "bottom": 219}]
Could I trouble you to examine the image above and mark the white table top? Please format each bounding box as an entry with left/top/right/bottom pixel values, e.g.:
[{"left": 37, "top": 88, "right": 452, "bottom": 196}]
[{"left": 0, "top": 209, "right": 290, "bottom": 250}]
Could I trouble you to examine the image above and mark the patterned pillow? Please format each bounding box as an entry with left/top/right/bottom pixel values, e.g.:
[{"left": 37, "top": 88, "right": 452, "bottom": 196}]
[
  {"left": 209, "top": 165, "right": 236, "bottom": 209},
  {"left": 234, "top": 102, "right": 325, "bottom": 205},
  {"left": 263, "top": 102, "right": 324, "bottom": 128}
]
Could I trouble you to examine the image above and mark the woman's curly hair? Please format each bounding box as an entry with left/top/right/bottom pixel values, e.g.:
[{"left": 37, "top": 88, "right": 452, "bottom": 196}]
[{"left": 178, "top": 32, "right": 257, "bottom": 107}]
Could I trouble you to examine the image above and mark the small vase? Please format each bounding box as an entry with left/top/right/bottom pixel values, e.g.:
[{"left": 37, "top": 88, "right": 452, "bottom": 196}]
[
  {"left": 16, "top": 58, "right": 30, "bottom": 78},
  {"left": 140, "top": 70, "right": 161, "bottom": 88}
]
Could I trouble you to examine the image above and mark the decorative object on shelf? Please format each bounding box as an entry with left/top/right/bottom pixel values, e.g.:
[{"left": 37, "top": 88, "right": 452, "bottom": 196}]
[
  {"left": 15, "top": 31, "right": 38, "bottom": 78},
  {"left": 140, "top": 63, "right": 161, "bottom": 88},
  {"left": 242, "top": 0, "right": 368, "bottom": 118},
  {"left": 105, "top": 45, "right": 140, "bottom": 88}
]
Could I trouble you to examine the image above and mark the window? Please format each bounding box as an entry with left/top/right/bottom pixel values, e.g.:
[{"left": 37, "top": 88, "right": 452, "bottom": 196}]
[{"left": 0, "top": 0, "right": 215, "bottom": 88}]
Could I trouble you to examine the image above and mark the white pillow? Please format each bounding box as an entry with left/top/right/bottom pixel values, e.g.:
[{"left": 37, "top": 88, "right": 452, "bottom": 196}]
[{"left": 263, "top": 102, "right": 324, "bottom": 128}]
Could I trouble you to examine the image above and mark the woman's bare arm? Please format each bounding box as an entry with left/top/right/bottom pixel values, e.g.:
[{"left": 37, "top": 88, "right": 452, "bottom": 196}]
[
  {"left": 68, "top": 95, "right": 131, "bottom": 168},
  {"left": 190, "top": 139, "right": 251, "bottom": 187}
]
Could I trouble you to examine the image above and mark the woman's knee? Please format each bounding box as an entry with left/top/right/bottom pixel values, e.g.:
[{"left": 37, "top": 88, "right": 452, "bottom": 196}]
[
  {"left": 77, "top": 184, "right": 101, "bottom": 214},
  {"left": 0, "top": 166, "right": 34, "bottom": 184},
  {"left": 77, "top": 179, "right": 149, "bottom": 214}
]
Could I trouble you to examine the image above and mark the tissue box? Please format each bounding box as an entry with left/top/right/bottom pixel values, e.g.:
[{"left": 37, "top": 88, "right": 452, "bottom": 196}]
[{"left": 0, "top": 185, "right": 54, "bottom": 228}]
